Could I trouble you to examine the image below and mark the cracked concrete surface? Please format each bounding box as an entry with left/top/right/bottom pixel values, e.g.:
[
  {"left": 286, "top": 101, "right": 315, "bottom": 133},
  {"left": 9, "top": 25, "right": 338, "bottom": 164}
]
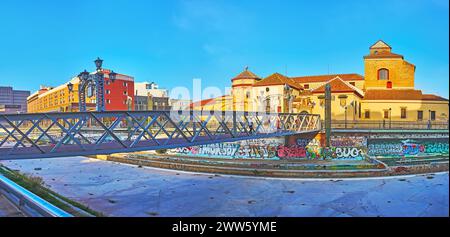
[{"left": 1, "top": 156, "right": 448, "bottom": 217}]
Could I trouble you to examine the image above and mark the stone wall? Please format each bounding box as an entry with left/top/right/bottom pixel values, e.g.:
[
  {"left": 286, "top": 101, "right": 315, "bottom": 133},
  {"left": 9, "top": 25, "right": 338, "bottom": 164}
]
[{"left": 168, "top": 131, "right": 449, "bottom": 161}]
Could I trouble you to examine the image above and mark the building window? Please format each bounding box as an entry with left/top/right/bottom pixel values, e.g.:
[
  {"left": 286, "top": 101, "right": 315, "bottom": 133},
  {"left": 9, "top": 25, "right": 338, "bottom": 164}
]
[
  {"left": 364, "top": 110, "right": 370, "bottom": 119},
  {"left": 106, "top": 90, "right": 110, "bottom": 94},
  {"left": 123, "top": 82, "right": 128, "bottom": 87},
  {"left": 304, "top": 84, "right": 309, "bottom": 89},
  {"left": 430, "top": 111, "right": 436, "bottom": 121},
  {"left": 265, "top": 87, "right": 270, "bottom": 92},
  {"left": 106, "top": 99, "right": 111, "bottom": 104},
  {"left": 417, "top": 111, "right": 423, "bottom": 121},
  {"left": 378, "top": 68, "right": 389, "bottom": 80},
  {"left": 106, "top": 80, "right": 110, "bottom": 85},
  {"left": 123, "top": 91, "right": 127, "bottom": 95},
  {"left": 401, "top": 107, "right": 407, "bottom": 119},
  {"left": 384, "top": 110, "right": 389, "bottom": 119}
]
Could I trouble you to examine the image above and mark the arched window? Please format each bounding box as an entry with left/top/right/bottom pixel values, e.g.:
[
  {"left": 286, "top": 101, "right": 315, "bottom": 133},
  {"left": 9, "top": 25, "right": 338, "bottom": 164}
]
[{"left": 378, "top": 68, "right": 389, "bottom": 80}]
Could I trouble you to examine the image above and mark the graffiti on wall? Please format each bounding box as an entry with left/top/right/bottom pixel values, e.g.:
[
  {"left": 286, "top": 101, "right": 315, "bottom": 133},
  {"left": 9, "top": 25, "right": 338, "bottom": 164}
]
[
  {"left": 171, "top": 134, "right": 448, "bottom": 160},
  {"left": 330, "top": 136, "right": 367, "bottom": 147},
  {"left": 292, "top": 136, "right": 366, "bottom": 160},
  {"left": 171, "top": 138, "right": 285, "bottom": 159},
  {"left": 368, "top": 139, "right": 449, "bottom": 157}
]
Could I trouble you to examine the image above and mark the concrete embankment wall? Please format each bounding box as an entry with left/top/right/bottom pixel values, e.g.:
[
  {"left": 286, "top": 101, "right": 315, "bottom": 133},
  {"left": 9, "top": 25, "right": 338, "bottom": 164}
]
[{"left": 164, "top": 130, "right": 449, "bottom": 161}]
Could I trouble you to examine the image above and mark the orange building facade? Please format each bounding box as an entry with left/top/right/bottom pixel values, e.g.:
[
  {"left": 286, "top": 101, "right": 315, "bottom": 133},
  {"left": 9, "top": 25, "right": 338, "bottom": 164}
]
[{"left": 27, "top": 70, "right": 135, "bottom": 113}]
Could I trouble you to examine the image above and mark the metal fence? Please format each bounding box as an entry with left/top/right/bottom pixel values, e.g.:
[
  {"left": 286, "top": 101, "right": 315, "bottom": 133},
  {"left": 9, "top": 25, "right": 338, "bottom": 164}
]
[
  {"left": 329, "top": 120, "right": 449, "bottom": 130},
  {"left": 0, "top": 173, "right": 72, "bottom": 217}
]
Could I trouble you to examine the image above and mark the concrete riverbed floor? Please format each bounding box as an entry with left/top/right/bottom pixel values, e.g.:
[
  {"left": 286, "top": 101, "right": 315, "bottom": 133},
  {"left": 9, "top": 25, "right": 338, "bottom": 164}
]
[{"left": 0, "top": 156, "right": 448, "bottom": 217}]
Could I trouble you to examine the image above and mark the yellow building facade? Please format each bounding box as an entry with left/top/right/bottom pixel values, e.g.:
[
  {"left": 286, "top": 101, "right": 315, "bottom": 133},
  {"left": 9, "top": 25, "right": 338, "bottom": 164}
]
[
  {"left": 27, "top": 77, "right": 96, "bottom": 113},
  {"left": 188, "top": 40, "right": 449, "bottom": 123}
]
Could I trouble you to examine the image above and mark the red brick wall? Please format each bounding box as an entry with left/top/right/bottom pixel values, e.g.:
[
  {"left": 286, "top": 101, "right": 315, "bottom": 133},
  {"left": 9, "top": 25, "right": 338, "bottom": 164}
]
[{"left": 104, "top": 75, "right": 135, "bottom": 111}]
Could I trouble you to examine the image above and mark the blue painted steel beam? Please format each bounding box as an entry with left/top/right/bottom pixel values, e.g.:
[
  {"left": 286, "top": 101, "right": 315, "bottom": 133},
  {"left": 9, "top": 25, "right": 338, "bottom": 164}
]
[{"left": 0, "top": 111, "right": 321, "bottom": 160}]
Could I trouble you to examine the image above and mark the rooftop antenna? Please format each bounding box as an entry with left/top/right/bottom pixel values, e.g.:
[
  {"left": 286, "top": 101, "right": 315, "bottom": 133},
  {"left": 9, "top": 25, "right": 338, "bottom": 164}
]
[
  {"left": 285, "top": 64, "right": 288, "bottom": 76},
  {"left": 244, "top": 66, "right": 249, "bottom": 71}
]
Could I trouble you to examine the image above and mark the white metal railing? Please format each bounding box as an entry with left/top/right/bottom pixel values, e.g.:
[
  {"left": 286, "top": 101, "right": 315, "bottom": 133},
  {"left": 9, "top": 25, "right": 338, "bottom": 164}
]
[{"left": 0, "top": 173, "right": 72, "bottom": 217}]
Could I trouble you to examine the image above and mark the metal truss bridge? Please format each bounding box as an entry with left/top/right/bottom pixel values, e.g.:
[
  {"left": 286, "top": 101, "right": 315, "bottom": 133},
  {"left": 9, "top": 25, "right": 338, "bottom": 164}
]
[{"left": 0, "top": 111, "right": 321, "bottom": 160}]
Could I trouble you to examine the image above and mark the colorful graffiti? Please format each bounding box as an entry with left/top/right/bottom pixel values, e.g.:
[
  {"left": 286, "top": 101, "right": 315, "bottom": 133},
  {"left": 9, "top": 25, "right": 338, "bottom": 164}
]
[
  {"left": 368, "top": 139, "right": 449, "bottom": 157},
  {"left": 235, "top": 144, "right": 278, "bottom": 159},
  {"left": 175, "top": 143, "right": 239, "bottom": 157},
  {"left": 330, "top": 136, "right": 367, "bottom": 147},
  {"left": 171, "top": 138, "right": 284, "bottom": 159},
  {"left": 171, "top": 134, "right": 448, "bottom": 160},
  {"left": 277, "top": 145, "right": 307, "bottom": 159}
]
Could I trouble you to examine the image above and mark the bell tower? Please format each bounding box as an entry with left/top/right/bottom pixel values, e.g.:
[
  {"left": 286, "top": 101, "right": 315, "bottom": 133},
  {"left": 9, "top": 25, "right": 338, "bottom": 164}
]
[
  {"left": 231, "top": 67, "right": 261, "bottom": 111},
  {"left": 364, "top": 40, "right": 415, "bottom": 90}
]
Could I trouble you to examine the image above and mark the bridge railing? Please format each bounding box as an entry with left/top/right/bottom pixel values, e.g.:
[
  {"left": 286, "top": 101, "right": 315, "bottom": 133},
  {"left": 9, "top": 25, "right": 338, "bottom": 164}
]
[
  {"left": 0, "top": 111, "right": 321, "bottom": 159},
  {"left": 328, "top": 119, "right": 449, "bottom": 130}
]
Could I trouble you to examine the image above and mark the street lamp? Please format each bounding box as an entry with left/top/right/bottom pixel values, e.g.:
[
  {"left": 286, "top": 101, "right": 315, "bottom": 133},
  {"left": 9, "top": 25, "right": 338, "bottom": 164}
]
[
  {"left": 67, "top": 58, "right": 116, "bottom": 112},
  {"left": 389, "top": 108, "right": 392, "bottom": 129},
  {"left": 67, "top": 82, "right": 74, "bottom": 92},
  {"left": 94, "top": 57, "right": 103, "bottom": 71},
  {"left": 109, "top": 70, "right": 117, "bottom": 83}
]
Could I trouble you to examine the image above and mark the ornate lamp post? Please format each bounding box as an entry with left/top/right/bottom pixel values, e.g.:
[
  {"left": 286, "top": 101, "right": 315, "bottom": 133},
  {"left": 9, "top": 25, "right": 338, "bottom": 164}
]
[
  {"left": 283, "top": 84, "right": 293, "bottom": 113},
  {"left": 67, "top": 57, "right": 117, "bottom": 112}
]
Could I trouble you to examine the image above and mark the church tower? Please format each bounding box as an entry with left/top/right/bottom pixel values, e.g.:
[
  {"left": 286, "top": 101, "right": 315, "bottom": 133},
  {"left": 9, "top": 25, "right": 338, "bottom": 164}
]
[
  {"left": 364, "top": 40, "right": 415, "bottom": 90},
  {"left": 231, "top": 67, "right": 261, "bottom": 111}
]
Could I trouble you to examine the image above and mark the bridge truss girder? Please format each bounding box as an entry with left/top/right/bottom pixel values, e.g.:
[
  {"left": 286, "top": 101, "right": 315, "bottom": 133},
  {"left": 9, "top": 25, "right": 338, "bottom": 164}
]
[{"left": 0, "top": 111, "right": 321, "bottom": 160}]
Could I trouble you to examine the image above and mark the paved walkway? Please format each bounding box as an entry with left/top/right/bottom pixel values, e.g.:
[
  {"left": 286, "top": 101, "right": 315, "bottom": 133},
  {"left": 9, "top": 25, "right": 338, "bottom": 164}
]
[{"left": 1, "top": 157, "right": 448, "bottom": 217}]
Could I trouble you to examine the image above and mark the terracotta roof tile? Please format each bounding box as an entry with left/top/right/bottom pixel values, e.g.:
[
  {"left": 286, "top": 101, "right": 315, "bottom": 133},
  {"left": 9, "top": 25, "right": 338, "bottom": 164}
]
[
  {"left": 232, "top": 69, "right": 261, "bottom": 81},
  {"left": 311, "top": 77, "right": 364, "bottom": 97},
  {"left": 364, "top": 89, "right": 423, "bottom": 100},
  {"left": 253, "top": 73, "right": 303, "bottom": 90},
  {"left": 189, "top": 95, "right": 229, "bottom": 108},
  {"left": 422, "top": 94, "right": 449, "bottom": 101},
  {"left": 364, "top": 51, "right": 403, "bottom": 59},
  {"left": 189, "top": 98, "right": 215, "bottom": 108},
  {"left": 292, "top": 73, "right": 364, "bottom": 83},
  {"left": 369, "top": 40, "right": 392, "bottom": 49}
]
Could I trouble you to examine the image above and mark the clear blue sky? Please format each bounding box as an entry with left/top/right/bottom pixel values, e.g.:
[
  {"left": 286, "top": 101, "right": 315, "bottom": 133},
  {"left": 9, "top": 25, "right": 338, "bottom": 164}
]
[{"left": 0, "top": 0, "right": 448, "bottom": 98}]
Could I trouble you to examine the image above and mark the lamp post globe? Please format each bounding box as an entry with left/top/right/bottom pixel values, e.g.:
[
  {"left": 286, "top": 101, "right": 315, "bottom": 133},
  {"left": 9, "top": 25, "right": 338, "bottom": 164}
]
[
  {"left": 67, "top": 82, "right": 74, "bottom": 92},
  {"left": 109, "top": 70, "right": 117, "bottom": 83},
  {"left": 80, "top": 70, "right": 89, "bottom": 81},
  {"left": 94, "top": 57, "right": 103, "bottom": 70}
]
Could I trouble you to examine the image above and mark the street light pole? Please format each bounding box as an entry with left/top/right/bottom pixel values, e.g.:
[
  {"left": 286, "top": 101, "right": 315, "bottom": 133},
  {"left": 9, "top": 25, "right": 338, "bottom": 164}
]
[
  {"left": 428, "top": 109, "right": 432, "bottom": 129},
  {"left": 389, "top": 108, "right": 392, "bottom": 129},
  {"left": 126, "top": 96, "right": 133, "bottom": 140},
  {"left": 67, "top": 58, "right": 117, "bottom": 112},
  {"left": 344, "top": 106, "right": 347, "bottom": 129},
  {"left": 324, "top": 84, "right": 331, "bottom": 148}
]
